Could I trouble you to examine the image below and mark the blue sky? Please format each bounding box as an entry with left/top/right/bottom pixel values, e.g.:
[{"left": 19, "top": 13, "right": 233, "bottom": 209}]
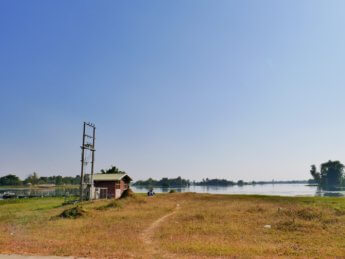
[{"left": 1, "top": 1, "right": 345, "bottom": 181}]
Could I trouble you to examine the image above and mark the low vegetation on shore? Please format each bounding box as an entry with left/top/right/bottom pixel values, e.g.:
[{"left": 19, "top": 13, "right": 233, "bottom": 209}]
[{"left": 1, "top": 193, "right": 345, "bottom": 258}]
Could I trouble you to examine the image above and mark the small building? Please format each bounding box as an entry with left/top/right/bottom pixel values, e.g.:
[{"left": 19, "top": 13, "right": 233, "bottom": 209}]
[{"left": 91, "top": 173, "right": 132, "bottom": 199}]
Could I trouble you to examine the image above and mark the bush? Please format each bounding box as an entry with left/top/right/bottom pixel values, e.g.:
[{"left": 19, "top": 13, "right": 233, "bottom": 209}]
[
  {"left": 97, "top": 200, "right": 122, "bottom": 210},
  {"left": 59, "top": 206, "right": 86, "bottom": 219},
  {"left": 276, "top": 220, "right": 300, "bottom": 231},
  {"left": 121, "top": 188, "right": 135, "bottom": 199},
  {"left": 169, "top": 189, "right": 176, "bottom": 193},
  {"left": 296, "top": 208, "right": 321, "bottom": 221},
  {"left": 278, "top": 207, "right": 322, "bottom": 221}
]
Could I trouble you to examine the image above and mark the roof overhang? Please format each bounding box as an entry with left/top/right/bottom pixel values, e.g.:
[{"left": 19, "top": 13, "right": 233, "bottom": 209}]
[{"left": 92, "top": 173, "right": 132, "bottom": 182}]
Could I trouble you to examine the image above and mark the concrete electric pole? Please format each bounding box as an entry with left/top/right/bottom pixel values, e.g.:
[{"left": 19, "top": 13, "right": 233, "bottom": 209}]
[{"left": 80, "top": 122, "right": 96, "bottom": 201}]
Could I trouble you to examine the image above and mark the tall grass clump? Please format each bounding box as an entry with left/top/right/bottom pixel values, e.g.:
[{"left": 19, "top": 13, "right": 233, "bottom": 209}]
[
  {"left": 96, "top": 200, "right": 122, "bottom": 210},
  {"left": 121, "top": 188, "right": 135, "bottom": 199},
  {"left": 59, "top": 206, "right": 86, "bottom": 219}
]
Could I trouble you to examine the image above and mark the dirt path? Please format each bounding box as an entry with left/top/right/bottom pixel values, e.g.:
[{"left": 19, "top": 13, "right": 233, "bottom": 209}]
[{"left": 141, "top": 203, "right": 180, "bottom": 258}]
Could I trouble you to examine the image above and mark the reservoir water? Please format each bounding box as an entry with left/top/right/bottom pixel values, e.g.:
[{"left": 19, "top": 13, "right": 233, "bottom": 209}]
[
  {"left": 132, "top": 184, "right": 345, "bottom": 197},
  {"left": 1, "top": 184, "right": 345, "bottom": 199}
]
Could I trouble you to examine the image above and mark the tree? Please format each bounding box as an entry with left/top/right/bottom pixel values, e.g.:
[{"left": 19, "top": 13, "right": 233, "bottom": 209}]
[
  {"left": 195, "top": 178, "right": 234, "bottom": 186},
  {"left": 0, "top": 174, "right": 22, "bottom": 186},
  {"left": 320, "top": 160, "right": 344, "bottom": 187},
  {"left": 38, "top": 176, "right": 48, "bottom": 184},
  {"left": 160, "top": 178, "right": 170, "bottom": 187},
  {"left": 24, "top": 172, "right": 39, "bottom": 185},
  {"left": 133, "top": 177, "right": 190, "bottom": 187},
  {"left": 100, "top": 166, "right": 125, "bottom": 174},
  {"left": 55, "top": 175, "right": 63, "bottom": 185},
  {"left": 71, "top": 175, "right": 81, "bottom": 185},
  {"left": 310, "top": 164, "right": 321, "bottom": 184},
  {"left": 237, "top": 180, "right": 244, "bottom": 186},
  {"left": 311, "top": 161, "right": 344, "bottom": 188}
]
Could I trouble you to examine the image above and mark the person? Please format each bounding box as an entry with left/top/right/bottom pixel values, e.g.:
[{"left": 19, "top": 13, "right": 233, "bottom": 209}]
[{"left": 147, "top": 189, "right": 155, "bottom": 196}]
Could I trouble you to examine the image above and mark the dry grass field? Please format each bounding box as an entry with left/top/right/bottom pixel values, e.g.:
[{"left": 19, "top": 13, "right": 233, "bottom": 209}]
[{"left": 1, "top": 193, "right": 345, "bottom": 258}]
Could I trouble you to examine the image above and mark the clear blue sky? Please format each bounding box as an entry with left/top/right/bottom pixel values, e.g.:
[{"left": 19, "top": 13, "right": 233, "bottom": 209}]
[{"left": 1, "top": 0, "right": 345, "bottom": 181}]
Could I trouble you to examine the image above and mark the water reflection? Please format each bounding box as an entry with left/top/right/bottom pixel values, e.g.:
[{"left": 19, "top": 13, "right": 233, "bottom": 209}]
[{"left": 315, "top": 186, "right": 345, "bottom": 197}]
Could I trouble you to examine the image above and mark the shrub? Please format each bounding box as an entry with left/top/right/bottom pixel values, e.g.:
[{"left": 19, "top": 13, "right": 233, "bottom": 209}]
[
  {"left": 97, "top": 200, "right": 122, "bottom": 210},
  {"left": 276, "top": 219, "right": 299, "bottom": 231},
  {"left": 59, "top": 206, "right": 86, "bottom": 219},
  {"left": 277, "top": 207, "right": 322, "bottom": 221},
  {"left": 121, "top": 188, "right": 135, "bottom": 199},
  {"left": 296, "top": 208, "right": 321, "bottom": 221}
]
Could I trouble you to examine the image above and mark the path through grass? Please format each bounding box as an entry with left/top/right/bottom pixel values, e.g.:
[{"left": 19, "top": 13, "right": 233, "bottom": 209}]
[{"left": 1, "top": 193, "right": 345, "bottom": 258}]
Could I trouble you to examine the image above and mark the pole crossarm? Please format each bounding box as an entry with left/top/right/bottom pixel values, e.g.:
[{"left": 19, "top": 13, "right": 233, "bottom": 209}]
[{"left": 80, "top": 145, "right": 95, "bottom": 151}]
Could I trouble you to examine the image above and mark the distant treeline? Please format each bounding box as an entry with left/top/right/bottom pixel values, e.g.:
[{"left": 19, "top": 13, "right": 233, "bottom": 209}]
[
  {"left": 193, "top": 178, "right": 309, "bottom": 186},
  {"left": 0, "top": 172, "right": 80, "bottom": 186},
  {"left": 133, "top": 177, "right": 190, "bottom": 188},
  {"left": 1, "top": 172, "right": 311, "bottom": 188},
  {"left": 195, "top": 178, "right": 309, "bottom": 186},
  {"left": 133, "top": 177, "right": 309, "bottom": 187}
]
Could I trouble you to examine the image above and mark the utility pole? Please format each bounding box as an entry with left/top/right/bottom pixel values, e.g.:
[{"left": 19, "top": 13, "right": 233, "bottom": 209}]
[
  {"left": 80, "top": 122, "right": 96, "bottom": 201},
  {"left": 90, "top": 125, "right": 96, "bottom": 200}
]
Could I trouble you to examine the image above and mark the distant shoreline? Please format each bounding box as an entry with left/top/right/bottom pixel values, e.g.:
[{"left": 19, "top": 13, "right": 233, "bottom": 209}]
[{"left": 133, "top": 181, "right": 310, "bottom": 188}]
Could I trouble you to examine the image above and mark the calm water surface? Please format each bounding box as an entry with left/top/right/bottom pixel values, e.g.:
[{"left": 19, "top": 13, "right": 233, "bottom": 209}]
[
  {"left": 1, "top": 184, "right": 345, "bottom": 199},
  {"left": 132, "top": 184, "right": 345, "bottom": 197}
]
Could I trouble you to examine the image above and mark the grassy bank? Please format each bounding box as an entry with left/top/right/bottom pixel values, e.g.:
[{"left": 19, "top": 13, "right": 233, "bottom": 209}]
[{"left": 1, "top": 193, "right": 345, "bottom": 258}]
